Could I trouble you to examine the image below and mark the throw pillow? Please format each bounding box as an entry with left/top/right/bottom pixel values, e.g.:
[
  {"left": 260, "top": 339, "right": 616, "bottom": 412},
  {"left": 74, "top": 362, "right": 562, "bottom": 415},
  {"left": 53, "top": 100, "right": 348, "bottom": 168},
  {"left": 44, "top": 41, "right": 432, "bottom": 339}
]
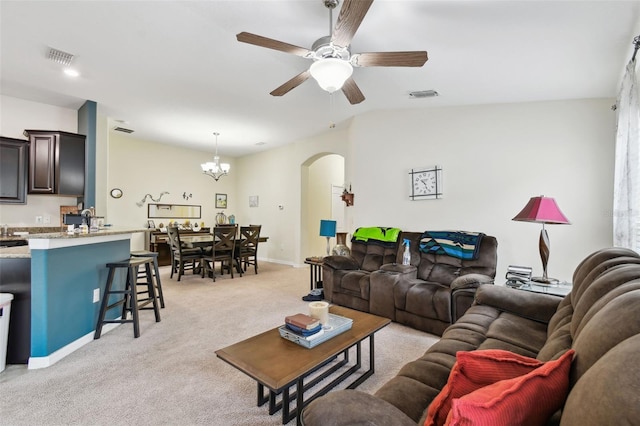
[
  {"left": 424, "top": 350, "right": 546, "bottom": 426},
  {"left": 445, "top": 349, "right": 574, "bottom": 426}
]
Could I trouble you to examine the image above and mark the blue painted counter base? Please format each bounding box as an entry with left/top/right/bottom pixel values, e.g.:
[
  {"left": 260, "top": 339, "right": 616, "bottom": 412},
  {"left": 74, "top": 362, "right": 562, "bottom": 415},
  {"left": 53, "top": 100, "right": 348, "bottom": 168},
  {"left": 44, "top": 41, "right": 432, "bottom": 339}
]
[{"left": 30, "top": 237, "right": 131, "bottom": 365}]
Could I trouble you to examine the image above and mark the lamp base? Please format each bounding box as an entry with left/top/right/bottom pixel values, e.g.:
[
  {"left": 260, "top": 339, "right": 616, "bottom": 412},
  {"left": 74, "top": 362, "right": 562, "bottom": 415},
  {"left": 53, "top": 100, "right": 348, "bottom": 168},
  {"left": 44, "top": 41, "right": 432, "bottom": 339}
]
[{"left": 531, "top": 276, "right": 559, "bottom": 285}]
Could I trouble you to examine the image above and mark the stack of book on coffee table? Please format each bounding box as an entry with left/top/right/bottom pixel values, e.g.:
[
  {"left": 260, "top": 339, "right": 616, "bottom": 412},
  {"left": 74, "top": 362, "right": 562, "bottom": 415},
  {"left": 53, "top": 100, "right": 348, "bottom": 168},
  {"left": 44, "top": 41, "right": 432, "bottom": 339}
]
[{"left": 279, "top": 312, "right": 353, "bottom": 349}]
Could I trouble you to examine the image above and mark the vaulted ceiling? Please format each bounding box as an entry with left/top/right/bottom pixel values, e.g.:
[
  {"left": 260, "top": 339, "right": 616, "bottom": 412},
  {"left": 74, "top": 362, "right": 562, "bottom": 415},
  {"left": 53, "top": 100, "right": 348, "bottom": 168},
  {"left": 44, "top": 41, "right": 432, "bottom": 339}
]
[{"left": 2, "top": 1, "right": 639, "bottom": 157}]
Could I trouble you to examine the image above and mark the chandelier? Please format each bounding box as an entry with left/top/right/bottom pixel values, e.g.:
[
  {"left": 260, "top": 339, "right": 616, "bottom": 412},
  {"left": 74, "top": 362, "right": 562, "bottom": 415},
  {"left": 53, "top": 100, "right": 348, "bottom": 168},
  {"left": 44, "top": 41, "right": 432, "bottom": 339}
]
[{"left": 201, "top": 132, "right": 230, "bottom": 181}]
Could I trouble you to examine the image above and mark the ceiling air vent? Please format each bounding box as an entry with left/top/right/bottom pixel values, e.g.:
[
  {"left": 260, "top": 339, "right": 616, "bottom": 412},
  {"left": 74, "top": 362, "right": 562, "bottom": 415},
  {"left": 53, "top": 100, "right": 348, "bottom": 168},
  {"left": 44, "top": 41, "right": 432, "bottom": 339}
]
[
  {"left": 48, "top": 48, "right": 74, "bottom": 66},
  {"left": 113, "top": 127, "right": 134, "bottom": 134},
  {"left": 409, "top": 90, "right": 439, "bottom": 99}
]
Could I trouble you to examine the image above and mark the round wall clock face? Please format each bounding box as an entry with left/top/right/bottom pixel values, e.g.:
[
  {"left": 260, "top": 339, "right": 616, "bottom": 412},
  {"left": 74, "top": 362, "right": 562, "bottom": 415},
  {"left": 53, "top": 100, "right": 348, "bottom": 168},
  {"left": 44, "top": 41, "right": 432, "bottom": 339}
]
[{"left": 110, "top": 188, "right": 123, "bottom": 199}]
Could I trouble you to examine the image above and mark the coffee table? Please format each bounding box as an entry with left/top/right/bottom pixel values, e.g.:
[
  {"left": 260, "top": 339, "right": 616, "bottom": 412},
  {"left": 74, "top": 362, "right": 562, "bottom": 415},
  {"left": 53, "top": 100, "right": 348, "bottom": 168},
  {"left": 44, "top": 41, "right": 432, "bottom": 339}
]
[{"left": 215, "top": 305, "right": 391, "bottom": 425}]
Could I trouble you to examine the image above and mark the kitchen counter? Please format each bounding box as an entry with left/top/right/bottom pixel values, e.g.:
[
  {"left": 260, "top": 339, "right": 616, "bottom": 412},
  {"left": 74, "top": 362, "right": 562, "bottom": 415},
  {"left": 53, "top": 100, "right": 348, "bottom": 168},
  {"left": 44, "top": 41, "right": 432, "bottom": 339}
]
[
  {"left": 21, "top": 228, "right": 148, "bottom": 369},
  {"left": 25, "top": 227, "right": 147, "bottom": 240},
  {"left": 0, "top": 245, "right": 30, "bottom": 258}
]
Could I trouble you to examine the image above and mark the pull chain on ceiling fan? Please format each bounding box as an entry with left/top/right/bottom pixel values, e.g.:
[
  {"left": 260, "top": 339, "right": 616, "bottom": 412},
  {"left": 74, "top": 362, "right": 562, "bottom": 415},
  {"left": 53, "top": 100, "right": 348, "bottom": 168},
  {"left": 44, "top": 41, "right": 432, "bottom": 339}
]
[{"left": 236, "top": 0, "right": 428, "bottom": 105}]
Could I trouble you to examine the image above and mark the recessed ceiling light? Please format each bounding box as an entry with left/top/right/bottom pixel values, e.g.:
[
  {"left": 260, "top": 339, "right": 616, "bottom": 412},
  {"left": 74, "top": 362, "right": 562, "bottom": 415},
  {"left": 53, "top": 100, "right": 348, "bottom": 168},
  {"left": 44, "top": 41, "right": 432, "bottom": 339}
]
[{"left": 64, "top": 68, "right": 79, "bottom": 77}]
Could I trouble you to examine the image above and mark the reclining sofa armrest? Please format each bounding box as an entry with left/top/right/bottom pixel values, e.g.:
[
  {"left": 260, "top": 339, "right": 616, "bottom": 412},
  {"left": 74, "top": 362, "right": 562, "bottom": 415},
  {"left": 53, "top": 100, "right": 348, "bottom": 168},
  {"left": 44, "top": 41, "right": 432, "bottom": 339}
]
[
  {"left": 474, "top": 284, "right": 563, "bottom": 324},
  {"left": 301, "top": 390, "right": 416, "bottom": 426},
  {"left": 322, "top": 255, "right": 359, "bottom": 271},
  {"left": 451, "top": 273, "right": 494, "bottom": 291},
  {"left": 450, "top": 274, "right": 495, "bottom": 321}
]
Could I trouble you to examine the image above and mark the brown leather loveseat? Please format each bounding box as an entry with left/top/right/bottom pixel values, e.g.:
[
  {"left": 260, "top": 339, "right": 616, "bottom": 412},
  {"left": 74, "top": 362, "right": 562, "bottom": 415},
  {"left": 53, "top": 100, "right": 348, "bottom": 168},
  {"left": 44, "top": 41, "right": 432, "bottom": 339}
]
[{"left": 302, "top": 247, "right": 640, "bottom": 425}]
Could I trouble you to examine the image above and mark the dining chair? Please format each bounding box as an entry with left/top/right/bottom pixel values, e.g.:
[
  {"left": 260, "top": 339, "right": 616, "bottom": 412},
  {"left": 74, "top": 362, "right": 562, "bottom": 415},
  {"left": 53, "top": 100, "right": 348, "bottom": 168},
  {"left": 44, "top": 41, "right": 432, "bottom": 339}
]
[
  {"left": 236, "top": 225, "right": 261, "bottom": 275},
  {"left": 204, "top": 224, "right": 238, "bottom": 281},
  {"left": 166, "top": 226, "right": 204, "bottom": 281}
]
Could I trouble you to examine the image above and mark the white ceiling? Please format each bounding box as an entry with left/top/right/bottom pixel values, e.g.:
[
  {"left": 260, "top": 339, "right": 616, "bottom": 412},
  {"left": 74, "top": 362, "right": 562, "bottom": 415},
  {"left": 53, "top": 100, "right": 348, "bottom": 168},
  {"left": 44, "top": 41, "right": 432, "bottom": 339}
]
[{"left": 1, "top": 1, "right": 639, "bottom": 157}]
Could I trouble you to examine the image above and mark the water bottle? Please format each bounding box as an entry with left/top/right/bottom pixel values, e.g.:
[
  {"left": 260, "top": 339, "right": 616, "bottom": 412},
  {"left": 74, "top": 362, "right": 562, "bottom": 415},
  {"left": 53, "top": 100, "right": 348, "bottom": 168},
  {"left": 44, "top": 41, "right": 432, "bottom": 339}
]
[{"left": 402, "top": 239, "right": 411, "bottom": 265}]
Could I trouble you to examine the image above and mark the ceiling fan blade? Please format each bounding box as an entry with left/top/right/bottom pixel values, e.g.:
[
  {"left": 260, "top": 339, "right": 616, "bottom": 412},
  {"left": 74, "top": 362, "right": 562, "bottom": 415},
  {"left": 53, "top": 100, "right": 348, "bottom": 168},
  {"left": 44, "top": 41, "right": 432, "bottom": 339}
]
[
  {"left": 270, "top": 70, "right": 311, "bottom": 97},
  {"left": 236, "top": 32, "right": 311, "bottom": 57},
  {"left": 331, "top": 0, "right": 374, "bottom": 49},
  {"left": 352, "top": 51, "right": 429, "bottom": 67},
  {"left": 341, "top": 77, "right": 365, "bottom": 105}
]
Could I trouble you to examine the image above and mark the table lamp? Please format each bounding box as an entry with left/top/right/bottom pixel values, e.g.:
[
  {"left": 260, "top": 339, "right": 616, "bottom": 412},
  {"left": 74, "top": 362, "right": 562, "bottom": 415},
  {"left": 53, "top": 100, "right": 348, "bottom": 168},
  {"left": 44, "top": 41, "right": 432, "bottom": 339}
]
[
  {"left": 319, "top": 220, "right": 337, "bottom": 256},
  {"left": 512, "top": 196, "right": 570, "bottom": 284}
]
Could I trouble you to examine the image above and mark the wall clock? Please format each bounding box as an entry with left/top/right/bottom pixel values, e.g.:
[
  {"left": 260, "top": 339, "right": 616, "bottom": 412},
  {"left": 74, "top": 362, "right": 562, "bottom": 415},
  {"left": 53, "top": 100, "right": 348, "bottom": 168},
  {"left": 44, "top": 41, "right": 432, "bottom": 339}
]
[
  {"left": 409, "top": 166, "right": 443, "bottom": 200},
  {"left": 110, "top": 188, "right": 123, "bottom": 199}
]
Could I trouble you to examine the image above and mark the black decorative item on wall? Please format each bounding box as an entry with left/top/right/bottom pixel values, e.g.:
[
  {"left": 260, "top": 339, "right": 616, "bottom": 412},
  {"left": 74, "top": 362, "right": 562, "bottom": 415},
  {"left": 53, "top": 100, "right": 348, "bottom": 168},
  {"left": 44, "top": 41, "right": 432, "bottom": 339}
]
[{"left": 183, "top": 192, "right": 192, "bottom": 200}]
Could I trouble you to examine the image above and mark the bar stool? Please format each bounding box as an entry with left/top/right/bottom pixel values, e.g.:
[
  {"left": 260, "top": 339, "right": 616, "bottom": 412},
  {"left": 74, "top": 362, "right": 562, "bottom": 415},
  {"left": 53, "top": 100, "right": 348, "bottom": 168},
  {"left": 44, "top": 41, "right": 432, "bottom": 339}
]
[
  {"left": 131, "top": 250, "right": 165, "bottom": 308},
  {"left": 94, "top": 256, "right": 161, "bottom": 339}
]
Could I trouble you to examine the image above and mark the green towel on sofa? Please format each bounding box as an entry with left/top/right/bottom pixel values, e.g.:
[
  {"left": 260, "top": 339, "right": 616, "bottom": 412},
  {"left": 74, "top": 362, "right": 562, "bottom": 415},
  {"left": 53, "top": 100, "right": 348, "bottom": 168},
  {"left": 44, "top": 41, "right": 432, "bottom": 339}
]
[{"left": 352, "top": 227, "right": 401, "bottom": 243}]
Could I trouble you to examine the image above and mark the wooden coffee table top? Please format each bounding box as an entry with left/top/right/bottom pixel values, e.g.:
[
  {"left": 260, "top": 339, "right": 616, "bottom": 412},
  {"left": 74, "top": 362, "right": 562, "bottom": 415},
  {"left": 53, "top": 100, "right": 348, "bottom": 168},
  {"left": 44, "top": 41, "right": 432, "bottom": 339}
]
[{"left": 215, "top": 305, "right": 391, "bottom": 390}]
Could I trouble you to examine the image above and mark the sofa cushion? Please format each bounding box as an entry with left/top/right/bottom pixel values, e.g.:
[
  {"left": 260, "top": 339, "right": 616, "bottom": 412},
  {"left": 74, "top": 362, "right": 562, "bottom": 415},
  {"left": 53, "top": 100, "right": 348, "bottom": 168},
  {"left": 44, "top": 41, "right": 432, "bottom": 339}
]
[
  {"left": 424, "top": 349, "right": 546, "bottom": 426},
  {"left": 444, "top": 349, "right": 574, "bottom": 426},
  {"left": 561, "top": 334, "right": 640, "bottom": 426},
  {"left": 350, "top": 237, "right": 399, "bottom": 272}
]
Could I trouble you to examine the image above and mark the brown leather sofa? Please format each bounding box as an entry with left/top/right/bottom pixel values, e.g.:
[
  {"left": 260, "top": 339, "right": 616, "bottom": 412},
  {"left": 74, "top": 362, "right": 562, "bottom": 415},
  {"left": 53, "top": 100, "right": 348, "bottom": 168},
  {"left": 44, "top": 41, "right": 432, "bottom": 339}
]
[
  {"left": 322, "top": 231, "right": 498, "bottom": 335},
  {"left": 302, "top": 247, "right": 640, "bottom": 425}
]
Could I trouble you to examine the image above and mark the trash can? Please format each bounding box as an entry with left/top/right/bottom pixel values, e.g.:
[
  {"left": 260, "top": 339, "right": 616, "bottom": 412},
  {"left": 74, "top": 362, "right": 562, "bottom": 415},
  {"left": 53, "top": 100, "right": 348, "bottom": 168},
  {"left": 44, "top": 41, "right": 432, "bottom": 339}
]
[{"left": 0, "top": 293, "right": 14, "bottom": 372}]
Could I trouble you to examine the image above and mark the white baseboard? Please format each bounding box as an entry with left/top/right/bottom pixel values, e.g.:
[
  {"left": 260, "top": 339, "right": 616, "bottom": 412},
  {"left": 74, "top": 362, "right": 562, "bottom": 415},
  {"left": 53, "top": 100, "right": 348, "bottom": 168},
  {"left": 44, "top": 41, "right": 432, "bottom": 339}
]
[{"left": 28, "top": 322, "right": 121, "bottom": 369}]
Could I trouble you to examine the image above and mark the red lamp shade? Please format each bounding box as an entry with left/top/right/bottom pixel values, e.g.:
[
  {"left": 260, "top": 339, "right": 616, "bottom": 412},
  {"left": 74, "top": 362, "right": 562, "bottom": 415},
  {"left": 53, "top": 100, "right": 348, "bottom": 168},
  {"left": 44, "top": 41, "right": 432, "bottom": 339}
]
[
  {"left": 512, "top": 196, "right": 570, "bottom": 225},
  {"left": 513, "top": 196, "right": 570, "bottom": 284}
]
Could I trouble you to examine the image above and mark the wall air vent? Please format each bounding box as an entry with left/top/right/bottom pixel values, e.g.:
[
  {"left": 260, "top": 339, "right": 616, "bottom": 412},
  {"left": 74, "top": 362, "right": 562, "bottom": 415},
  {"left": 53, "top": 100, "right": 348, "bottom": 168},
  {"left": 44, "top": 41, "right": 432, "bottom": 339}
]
[
  {"left": 48, "top": 48, "right": 74, "bottom": 66},
  {"left": 113, "top": 127, "right": 134, "bottom": 134},
  {"left": 409, "top": 90, "right": 439, "bottom": 99}
]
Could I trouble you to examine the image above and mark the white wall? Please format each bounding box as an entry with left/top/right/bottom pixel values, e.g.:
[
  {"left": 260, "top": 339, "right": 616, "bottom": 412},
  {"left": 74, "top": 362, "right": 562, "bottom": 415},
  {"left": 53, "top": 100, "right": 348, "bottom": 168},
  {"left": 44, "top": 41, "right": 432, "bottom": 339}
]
[
  {"left": 348, "top": 99, "right": 615, "bottom": 281},
  {"left": 0, "top": 95, "right": 78, "bottom": 226}
]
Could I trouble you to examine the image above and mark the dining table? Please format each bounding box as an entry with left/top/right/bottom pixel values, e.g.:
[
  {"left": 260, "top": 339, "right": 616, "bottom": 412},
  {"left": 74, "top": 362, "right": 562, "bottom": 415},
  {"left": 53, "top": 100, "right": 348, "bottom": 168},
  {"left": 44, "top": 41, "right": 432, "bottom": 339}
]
[{"left": 180, "top": 233, "right": 269, "bottom": 275}]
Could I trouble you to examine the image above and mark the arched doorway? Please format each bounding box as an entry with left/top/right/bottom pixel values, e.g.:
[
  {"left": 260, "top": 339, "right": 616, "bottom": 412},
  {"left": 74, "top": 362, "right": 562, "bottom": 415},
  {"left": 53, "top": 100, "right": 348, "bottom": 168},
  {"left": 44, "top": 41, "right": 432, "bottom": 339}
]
[{"left": 300, "top": 153, "right": 345, "bottom": 260}]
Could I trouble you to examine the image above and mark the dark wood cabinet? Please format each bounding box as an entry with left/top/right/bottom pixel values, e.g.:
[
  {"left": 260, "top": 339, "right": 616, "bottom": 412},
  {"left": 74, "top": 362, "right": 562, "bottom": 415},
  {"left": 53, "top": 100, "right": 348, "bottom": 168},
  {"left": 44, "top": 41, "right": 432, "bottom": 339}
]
[
  {"left": 0, "top": 137, "right": 29, "bottom": 204},
  {"left": 24, "top": 130, "right": 86, "bottom": 196}
]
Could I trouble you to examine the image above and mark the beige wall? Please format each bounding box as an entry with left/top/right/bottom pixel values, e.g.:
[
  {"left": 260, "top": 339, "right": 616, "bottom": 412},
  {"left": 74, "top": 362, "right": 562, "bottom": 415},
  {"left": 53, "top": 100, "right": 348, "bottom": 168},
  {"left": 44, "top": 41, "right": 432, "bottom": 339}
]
[
  {"left": 306, "top": 154, "right": 345, "bottom": 257},
  {"left": 1, "top": 94, "right": 615, "bottom": 282},
  {"left": 107, "top": 133, "right": 237, "bottom": 250}
]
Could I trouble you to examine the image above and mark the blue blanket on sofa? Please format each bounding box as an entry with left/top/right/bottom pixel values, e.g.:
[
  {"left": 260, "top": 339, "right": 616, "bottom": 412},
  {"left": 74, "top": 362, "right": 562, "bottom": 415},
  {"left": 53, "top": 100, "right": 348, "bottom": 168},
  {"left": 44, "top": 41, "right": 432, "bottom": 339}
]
[{"left": 419, "top": 231, "right": 485, "bottom": 260}]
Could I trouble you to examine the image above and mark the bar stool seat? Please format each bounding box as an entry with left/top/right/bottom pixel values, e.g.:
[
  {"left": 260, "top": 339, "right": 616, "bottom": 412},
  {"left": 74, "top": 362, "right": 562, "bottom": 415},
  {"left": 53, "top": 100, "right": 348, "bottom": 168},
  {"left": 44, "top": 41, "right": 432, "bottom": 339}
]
[
  {"left": 131, "top": 250, "right": 165, "bottom": 308},
  {"left": 94, "top": 256, "right": 161, "bottom": 339}
]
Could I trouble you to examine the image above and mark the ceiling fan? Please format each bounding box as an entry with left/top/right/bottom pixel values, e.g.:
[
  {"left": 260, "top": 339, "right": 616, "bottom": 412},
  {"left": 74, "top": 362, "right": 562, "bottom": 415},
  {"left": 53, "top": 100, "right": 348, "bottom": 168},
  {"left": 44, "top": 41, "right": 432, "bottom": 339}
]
[{"left": 236, "top": 0, "right": 428, "bottom": 105}]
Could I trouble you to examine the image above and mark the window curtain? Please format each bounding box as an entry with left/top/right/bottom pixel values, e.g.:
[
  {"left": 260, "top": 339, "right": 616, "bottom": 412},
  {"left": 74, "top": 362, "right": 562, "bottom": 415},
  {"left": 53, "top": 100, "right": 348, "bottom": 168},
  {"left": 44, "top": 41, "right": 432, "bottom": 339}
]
[{"left": 613, "top": 59, "right": 640, "bottom": 251}]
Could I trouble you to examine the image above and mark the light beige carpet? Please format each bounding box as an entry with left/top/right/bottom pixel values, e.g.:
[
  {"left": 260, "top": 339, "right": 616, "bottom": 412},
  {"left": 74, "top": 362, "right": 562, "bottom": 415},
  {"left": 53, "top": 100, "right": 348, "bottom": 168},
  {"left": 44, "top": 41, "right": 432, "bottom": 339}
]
[{"left": 0, "top": 262, "right": 438, "bottom": 425}]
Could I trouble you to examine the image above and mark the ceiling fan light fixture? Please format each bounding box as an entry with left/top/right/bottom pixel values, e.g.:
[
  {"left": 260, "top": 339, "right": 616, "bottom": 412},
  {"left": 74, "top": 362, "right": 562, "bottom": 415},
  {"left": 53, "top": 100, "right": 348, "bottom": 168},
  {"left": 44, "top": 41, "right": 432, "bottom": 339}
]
[{"left": 309, "top": 58, "right": 353, "bottom": 93}]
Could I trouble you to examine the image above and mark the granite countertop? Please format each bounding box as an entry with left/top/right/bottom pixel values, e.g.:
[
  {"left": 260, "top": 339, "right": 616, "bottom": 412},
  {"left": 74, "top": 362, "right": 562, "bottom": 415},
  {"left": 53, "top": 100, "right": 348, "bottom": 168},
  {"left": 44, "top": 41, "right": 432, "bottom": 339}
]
[
  {"left": 0, "top": 246, "right": 30, "bottom": 258},
  {"left": 23, "top": 227, "right": 149, "bottom": 240},
  {"left": 0, "top": 228, "right": 149, "bottom": 258}
]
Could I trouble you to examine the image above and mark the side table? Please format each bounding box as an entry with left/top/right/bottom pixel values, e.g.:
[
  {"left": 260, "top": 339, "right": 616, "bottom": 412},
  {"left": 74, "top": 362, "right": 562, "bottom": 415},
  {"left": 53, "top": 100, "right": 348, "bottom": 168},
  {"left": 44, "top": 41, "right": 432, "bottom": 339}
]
[
  {"left": 304, "top": 257, "right": 324, "bottom": 291},
  {"left": 513, "top": 281, "right": 572, "bottom": 297}
]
